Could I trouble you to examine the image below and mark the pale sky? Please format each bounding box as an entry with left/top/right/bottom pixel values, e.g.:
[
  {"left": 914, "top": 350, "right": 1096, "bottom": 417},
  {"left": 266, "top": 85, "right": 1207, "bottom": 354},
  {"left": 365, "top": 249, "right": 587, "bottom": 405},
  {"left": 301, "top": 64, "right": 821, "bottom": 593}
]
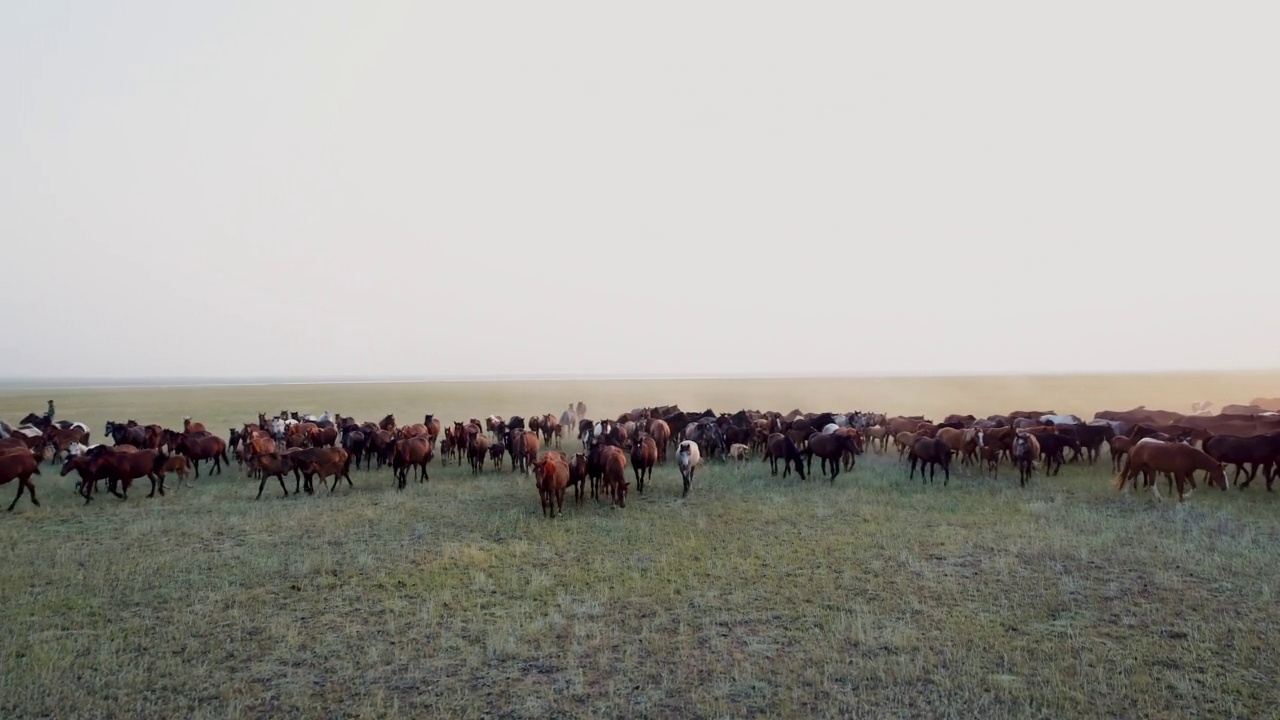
[{"left": 3, "top": 2, "right": 1277, "bottom": 379}]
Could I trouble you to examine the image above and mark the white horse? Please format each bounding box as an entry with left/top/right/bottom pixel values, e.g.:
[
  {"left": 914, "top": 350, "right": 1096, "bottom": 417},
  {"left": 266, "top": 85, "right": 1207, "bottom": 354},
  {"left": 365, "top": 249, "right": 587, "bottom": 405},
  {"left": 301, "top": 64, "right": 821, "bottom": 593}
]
[{"left": 677, "top": 440, "right": 701, "bottom": 497}]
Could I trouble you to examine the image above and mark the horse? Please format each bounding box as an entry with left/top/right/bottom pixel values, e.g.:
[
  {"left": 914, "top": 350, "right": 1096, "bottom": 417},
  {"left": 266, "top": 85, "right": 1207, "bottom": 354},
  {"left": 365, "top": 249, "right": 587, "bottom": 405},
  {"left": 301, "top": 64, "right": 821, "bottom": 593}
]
[
  {"left": 423, "top": 414, "right": 442, "bottom": 445},
  {"left": 648, "top": 419, "right": 672, "bottom": 463},
  {"left": 601, "top": 445, "right": 628, "bottom": 508},
  {"left": 1115, "top": 439, "right": 1228, "bottom": 501},
  {"left": 468, "top": 433, "right": 491, "bottom": 476},
  {"left": 677, "top": 440, "right": 701, "bottom": 497},
  {"left": 253, "top": 453, "right": 297, "bottom": 499},
  {"left": 297, "top": 448, "right": 354, "bottom": 494},
  {"left": 1034, "top": 433, "right": 1080, "bottom": 476},
  {"left": 515, "top": 430, "right": 540, "bottom": 474},
  {"left": 1201, "top": 432, "right": 1280, "bottom": 489},
  {"left": 533, "top": 454, "right": 571, "bottom": 518},
  {"left": 291, "top": 447, "right": 354, "bottom": 494},
  {"left": 567, "top": 453, "right": 589, "bottom": 505},
  {"left": 70, "top": 448, "right": 168, "bottom": 502},
  {"left": 1012, "top": 431, "right": 1041, "bottom": 487},
  {"left": 630, "top": 436, "right": 658, "bottom": 493},
  {"left": 0, "top": 448, "right": 41, "bottom": 510},
  {"left": 909, "top": 437, "right": 952, "bottom": 486},
  {"left": 764, "top": 433, "right": 806, "bottom": 479},
  {"left": 804, "top": 432, "right": 859, "bottom": 483},
  {"left": 175, "top": 433, "right": 228, "bottom": 477},
  {"left": 393, "top": 436, "right": 433, "bottom": 488}
]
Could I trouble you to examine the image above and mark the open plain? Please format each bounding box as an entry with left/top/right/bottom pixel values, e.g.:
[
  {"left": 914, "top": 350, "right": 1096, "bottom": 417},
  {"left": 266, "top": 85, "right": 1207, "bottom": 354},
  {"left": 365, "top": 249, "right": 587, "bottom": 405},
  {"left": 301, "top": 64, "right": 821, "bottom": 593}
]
[{"left": 1, "top": 371, "right": 1279, "bottom": 718}]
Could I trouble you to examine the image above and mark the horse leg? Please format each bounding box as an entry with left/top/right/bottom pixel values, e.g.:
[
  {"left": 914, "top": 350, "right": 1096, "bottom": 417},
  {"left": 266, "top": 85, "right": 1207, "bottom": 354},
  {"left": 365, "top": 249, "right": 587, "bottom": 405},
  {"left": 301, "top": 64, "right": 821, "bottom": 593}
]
[{"left": 7, "top": 480, "right": 25, "bottom": 511}]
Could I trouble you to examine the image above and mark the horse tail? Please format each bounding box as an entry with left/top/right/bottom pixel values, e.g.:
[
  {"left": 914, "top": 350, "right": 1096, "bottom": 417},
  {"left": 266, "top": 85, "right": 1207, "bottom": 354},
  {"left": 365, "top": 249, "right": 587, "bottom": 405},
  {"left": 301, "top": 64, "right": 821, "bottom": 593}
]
[
  {"left": 1113, "top": 454, "right": 1131, "bottom": 490},
  {"left": 343, "top": 449, "right": 354, "bottom": 476}
]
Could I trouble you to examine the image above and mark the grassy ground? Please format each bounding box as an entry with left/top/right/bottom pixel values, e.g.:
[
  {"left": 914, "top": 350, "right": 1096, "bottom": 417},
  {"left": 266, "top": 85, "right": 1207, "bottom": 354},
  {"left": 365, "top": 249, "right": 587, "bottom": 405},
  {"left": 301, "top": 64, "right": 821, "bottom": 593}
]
[{"left": 1, "top": 375, "right": 1279, "bottom": 718}]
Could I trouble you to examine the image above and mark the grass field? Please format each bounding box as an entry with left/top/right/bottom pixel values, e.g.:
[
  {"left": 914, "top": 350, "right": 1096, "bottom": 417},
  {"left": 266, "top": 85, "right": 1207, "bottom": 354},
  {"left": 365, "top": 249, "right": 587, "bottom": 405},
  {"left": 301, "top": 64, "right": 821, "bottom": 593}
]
[{"left": 1, "top": 373, "right": 1279, "bottom": 718}]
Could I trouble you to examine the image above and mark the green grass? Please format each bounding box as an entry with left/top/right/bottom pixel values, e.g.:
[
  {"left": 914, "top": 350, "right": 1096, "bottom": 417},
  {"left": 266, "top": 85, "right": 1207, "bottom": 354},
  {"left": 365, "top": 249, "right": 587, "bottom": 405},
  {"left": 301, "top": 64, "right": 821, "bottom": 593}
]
[{"left": 1, "top": 381, "right": 1279, "bottom": 717}]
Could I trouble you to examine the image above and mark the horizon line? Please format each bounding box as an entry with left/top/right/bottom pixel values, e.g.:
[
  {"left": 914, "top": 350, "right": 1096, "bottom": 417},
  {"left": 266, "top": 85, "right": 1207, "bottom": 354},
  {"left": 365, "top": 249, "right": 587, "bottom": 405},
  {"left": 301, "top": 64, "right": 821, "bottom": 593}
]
[{"left": 0, "top": 367, "right": 1277, "bottom": 392}]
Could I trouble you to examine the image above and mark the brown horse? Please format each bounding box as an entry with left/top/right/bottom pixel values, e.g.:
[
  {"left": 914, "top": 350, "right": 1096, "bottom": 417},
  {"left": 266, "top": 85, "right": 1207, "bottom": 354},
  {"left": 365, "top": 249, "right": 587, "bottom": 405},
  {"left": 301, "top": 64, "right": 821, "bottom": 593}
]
[
  {"left": 1115, "top": 439, "right": 1228, "bottom": 501},
  {"left": 73, "top": 448, "right": 167, "bottom": 502},
  {"left": 804, "top": 432, "right": 859, "bottom": 483},
  {"left": 308, "top": 426, "right": 338, "bottom": 448},
  {"left": 182, "top": 417, "right": 206, "bottom": 434},
  {"left": 540, "top": 413, "right": 559, "bottom": 447},
  {"left": 423, "top": 414, "right": 442, "bottom": 445},
  {"left": 533, "top": 454, "right": 571, "bottom": 518},
  {"left": 175, "top": 433, "right": 228, "bottom": 477},
  {"left": 764, "top": 433, "right": 806, "bottom": 479},
  {"left": 468, "top": 433, "right": 491, "bottom": 476},
  {"left": 298, "top": 448, "right": 354, "bottom": 493},
  {"left": 514, "top": 430, "right": 541, "bottom": 474},
  {"left": 156, "top": 454, "right": 193, "bottom": 487},
  {"left": 393, "top": 435, "right": 433, "bottom": 488},
  {"left": 601, "top": 445, "right": 628, "bottom": 508},
  {"left": 567, "top": 452, "right": 589, "bottom": 505},
  {"left": 909, "top": 437, "right": 952, "bottom": 486},
  {"left": 253, "top": 453, "right": 297, "bottom": 499},
  {"left": 648, "top": 419, "right": 672, "bottom": 463},
  {"left": 630, "top": 435, "right": 658, "bottom": 493},
  {"left": 0, "top": 448, "right": 41, "bottom": 510}
]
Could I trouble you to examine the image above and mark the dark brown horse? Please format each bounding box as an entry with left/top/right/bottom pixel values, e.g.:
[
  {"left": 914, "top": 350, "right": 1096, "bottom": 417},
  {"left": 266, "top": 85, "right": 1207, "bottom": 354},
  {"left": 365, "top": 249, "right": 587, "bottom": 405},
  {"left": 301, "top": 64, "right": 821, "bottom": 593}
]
[
  {"left": 71, "top": 448, "right": 167, "bottom": 502},
  {"left": 764, "top": 433, "right": 806, "bottom": 479},
  {"left": 909, "top": 437, "right": 952, "bottom": 486},
  {"left": 423, "top": 414, "right": 442, "bottom": 445},
  {"left": 804, "top": 432, "right": 859, "bottom": 483},
  {"left": 1012, "top": 431, "right": 1040, "bottom": 487},
  {"left": 567, "top": 452, "right": 588, "bottom": 505}
]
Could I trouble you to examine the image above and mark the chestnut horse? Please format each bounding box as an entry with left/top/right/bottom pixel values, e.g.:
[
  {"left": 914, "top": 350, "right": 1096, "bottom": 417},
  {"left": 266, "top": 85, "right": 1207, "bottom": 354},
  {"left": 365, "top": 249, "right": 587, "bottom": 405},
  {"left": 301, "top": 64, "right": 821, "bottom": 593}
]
[
  {"left": 0, "top": 448, "right": 41, "bottom": 510},
  {"left": 533, "top": 454, "right": 571, "bottom": 518},
  {"left": 630, "top": 435, "right": 658, "bottom": 493},
  {"left": 1115, "top": 440, "right": 1227, "bottom": 502}
]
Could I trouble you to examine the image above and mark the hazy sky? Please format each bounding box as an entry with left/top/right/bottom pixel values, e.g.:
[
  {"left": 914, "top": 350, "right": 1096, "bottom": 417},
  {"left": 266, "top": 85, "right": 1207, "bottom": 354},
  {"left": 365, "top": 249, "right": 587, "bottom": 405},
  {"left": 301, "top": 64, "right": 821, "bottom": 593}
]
[{"left": 4, "top": 2, "right": 1277, "bottom": 379}]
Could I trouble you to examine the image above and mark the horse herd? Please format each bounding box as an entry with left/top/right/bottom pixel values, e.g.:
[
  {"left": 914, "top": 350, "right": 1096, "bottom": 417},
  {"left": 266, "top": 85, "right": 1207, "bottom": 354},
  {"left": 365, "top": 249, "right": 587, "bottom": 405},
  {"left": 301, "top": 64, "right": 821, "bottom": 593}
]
[{"left": 2, "top": 397, "right": 1280, "bottom": 515}]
